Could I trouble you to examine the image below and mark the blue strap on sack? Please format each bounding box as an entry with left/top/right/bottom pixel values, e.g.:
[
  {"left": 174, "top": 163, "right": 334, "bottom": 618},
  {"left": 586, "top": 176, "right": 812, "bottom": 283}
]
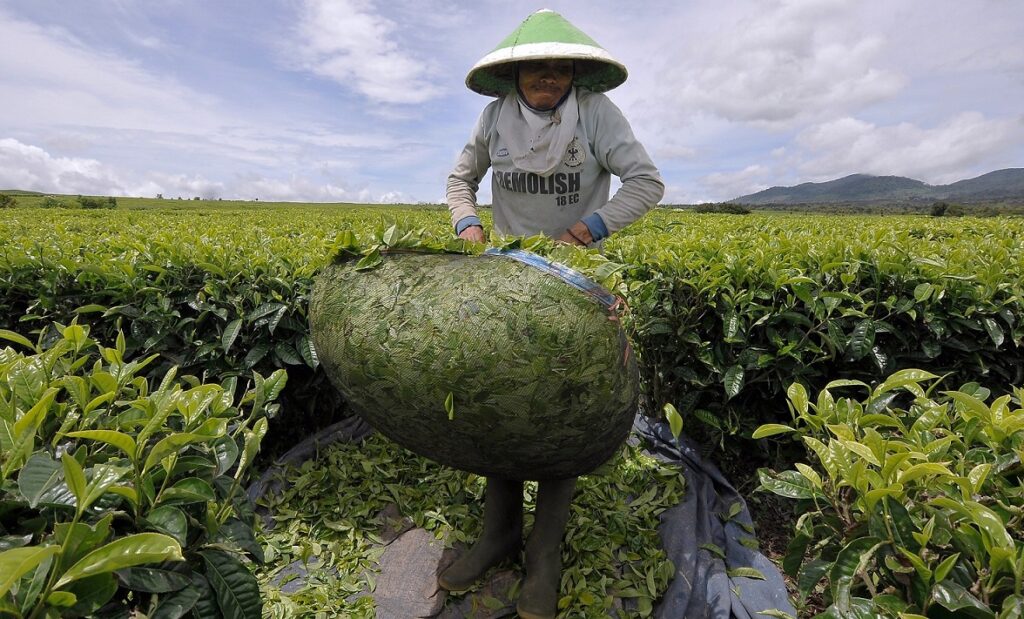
[{"left": 484, "top": 248, "right": 618, "bottom": 309}]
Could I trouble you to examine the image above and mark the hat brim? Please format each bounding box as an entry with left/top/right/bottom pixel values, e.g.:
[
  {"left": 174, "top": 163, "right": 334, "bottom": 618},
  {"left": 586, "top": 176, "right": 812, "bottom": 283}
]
[{"left": 466, "top": 42, "right": 628, "bottom": 97}]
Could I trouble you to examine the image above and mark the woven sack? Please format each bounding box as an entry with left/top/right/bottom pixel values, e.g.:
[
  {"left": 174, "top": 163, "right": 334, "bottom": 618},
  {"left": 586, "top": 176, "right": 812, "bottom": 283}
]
[{"left": 309, "top": 249, "right": 639, "bottom": 480}]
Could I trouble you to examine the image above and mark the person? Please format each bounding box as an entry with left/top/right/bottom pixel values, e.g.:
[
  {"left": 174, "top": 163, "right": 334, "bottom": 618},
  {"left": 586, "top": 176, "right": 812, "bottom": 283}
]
[{"left": 442, "top": 9, "right": 664, "bottom": 619}]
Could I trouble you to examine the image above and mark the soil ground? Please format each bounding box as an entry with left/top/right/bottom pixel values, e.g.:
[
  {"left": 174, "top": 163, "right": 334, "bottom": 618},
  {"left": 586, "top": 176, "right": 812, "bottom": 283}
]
[{"left": 712, "top": 437, "right": 827, "bottom": 618}]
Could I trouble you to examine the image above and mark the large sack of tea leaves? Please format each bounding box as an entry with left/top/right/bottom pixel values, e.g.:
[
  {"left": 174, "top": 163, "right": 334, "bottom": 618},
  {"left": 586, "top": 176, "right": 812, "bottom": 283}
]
[{"left": 309, "top": 249, "right": 639, "bottom": 480}]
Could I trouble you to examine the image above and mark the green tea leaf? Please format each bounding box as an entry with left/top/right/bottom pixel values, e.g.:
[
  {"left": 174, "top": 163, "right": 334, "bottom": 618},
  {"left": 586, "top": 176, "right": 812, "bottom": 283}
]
[
  {"left": 963, "top": 500, "right": 1014, "bottom": 550},
  {"left": 0, "top": 329, "right": 34, "bottom": 350},
  {"left": 146, "top": 505, "right": 188, "bottom": 546},
  {"left": 18, "top": 451, "right": 63, "bottom": 507},
  {"left": 793, "top": 463, "right": 822, "bottom": 488},
  {"left": 848, "top": 320, "right": 875, "bottom": 360},
  {"left": 724, "top": 365, "right": 745, "bottom": 400},
  {"left": 0, "top": 546, "right": 59, "bottom": 597},
  {"left": 982, "top": 317, "right": 1004, "bottom": 347},
  {"left": 62, "top": 451, "right": 87, "bottom": 511},
  {"left": 201, "top": 549, "right": 262, "bottom": 619},
  {"left": 217, "top": 519, "right": 265, "bottom": 563},
  {"left": 83, "top": 464, "right": 128, "bottom": 512},
  {"left": 144, "top": 432, "right": 218, "bottom": 473},
  {"left": 931, "top": 581, "right": 992, "bottom": 618},
  {"left": 913, "top": 283, "right": 933, "bottom": 302},
  {"left": 55, "top": 516, "right": 113, "bottom": 573},
  {"left": 66, "top": 430, "right": 137, "bottom": 460},
  {"left": 829, "top": 537, "right": 883, "bottom": 599},
  {"left": 933, "top": 553, "right": 960, "bottom": 584},
  {"left": 898, "top": 462, "right": 954, "bottom": 484},
  {"left": 354, "top": 248, "right": 383, "bottom": 271},
  {"left": 299, "top": 336, "right": 320, "bottom": 369},
  {"left": 752, "top": 423, "right": 795, "bottom": 439},
  {"left": 699, "top": 543, "right": 726, "bottom": 560},
  {"left": 874, "top": 369, "right": 938, "bottom": 397},
  {"left": 664, "top": 403, "right": 683, "bottom": 438},
  {"left": 945, "top": 391, "right": 992, "bottom": 424},
  {"left": 841, "top": 440, "right": 881, "bottom": 467},
  {"left": 726, "top": 566, "right": 765, "bottom": 580},
  {"left": 823, "top": 379, "right": 870, "bottom": 392},
  {"left": 787, "top": 382, "right": 808, "bottom": 416},
  {"left": 64, "top": 574, "right": 118, "bottom": 616},
  {"left": 160, "top": 477, "right": 216, "bottom": 504},
  {"left": 151, "top": 578, "right": 202, "bottom": 619},
  {"left": 242, "top": 341, "right": 271, "bottom": 370},
  {"left": 262, "top": 369, "right": 288, "bottom": 404},
  {"left": 782, "top": 532, "right": 811, "bottom": 578},
  {"left": 445, "top": 391, "right": 455, "bottom": 420},
  {"left": 222, "top": 319, "right": 243, "bottom": 353},
  {"left": 797, "top": 559, "right": 829, "bottom": 599},
  {"left": 73, "top": 304, "right": 108, "bottom": 315},
  {"left": 213, "top": 435, "right": 240, "bottom": 476},
  {"left": 56, "top": 533, "right": 184, "bottom": 588},
  {"left": 757, "top": 469, "right": 816, "bottom": 499},
  {"left": 116, "top": 564, "right": 191, "bottom": 593},
  {"left": 235, "top": 417, "right": 268, "bottom": 481},
  {"left": 46, "top": 591, "right": 77, "bottom": 607}
]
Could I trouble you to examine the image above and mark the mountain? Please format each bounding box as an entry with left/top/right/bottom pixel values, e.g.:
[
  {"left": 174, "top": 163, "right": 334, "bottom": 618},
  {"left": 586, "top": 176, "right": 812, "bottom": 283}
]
[
  {"left": 731, "top": 168, "right": 1024, "bottom": 204},
  {"left": 941, "top": 169, "right": 1024, "bottom": 200}
]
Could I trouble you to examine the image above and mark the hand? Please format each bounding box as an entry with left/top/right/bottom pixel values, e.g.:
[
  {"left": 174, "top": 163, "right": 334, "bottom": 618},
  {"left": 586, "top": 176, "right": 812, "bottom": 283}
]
[
  {"left": 557, "top": 221, "right": 594, "bottom": 246},
  {"left": 459, "top": 225, "right": 486, "bottom": 243}
]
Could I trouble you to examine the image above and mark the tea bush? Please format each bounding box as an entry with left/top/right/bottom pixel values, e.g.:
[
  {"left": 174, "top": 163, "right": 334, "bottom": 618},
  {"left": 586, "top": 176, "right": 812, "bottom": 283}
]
[
  {"left": 75, "top": 196, "right": 117, "bottom": 210},
  {"left": 611, "top": 214, "right": 1024, "bottom": 441},
  {"left": 756, "top": 371, "right": 1024, "bottom": 617},
  {"left": 0, "top": 209, "right": 447, "bottom": 450},
  {"left": 1, "top": 208, "right": 1023, "bottom": 448},
  {"left": 2, "top": 205, "right": 1024, "bottom": 615},
  {"left": 0, "top": 323, "right": 285, "bottom": 618}
]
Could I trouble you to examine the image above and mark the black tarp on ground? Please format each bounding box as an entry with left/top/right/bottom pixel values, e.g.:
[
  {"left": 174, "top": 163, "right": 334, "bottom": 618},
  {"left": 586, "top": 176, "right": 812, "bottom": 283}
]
[
  {"left": 631, "top": 416, "right": 797, "bottom": 618},
  {"left": 250, "top": 416, "right": 797, "bottom": 618}
]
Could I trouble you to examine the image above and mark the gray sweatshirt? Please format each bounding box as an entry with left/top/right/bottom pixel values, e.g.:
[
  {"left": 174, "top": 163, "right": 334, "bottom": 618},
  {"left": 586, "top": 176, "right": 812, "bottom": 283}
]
[{"left": 447, "top": 88, "right": 664, "bottom": 241}]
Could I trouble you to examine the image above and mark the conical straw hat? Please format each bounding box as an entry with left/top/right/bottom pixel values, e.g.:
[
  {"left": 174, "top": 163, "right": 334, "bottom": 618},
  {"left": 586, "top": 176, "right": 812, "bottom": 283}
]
[{"left": 466, "top": 9, "right": 628, "bottom": 97}]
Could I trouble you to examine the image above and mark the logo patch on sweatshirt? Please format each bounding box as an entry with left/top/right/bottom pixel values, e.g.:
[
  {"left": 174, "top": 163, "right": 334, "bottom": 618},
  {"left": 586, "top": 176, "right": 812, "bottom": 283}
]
[
  {"left": 496, "top": 147, "right": 509, "bottom": 158},
  {"left": 563, "top": 137, "right": 585, "bottom": 168}
]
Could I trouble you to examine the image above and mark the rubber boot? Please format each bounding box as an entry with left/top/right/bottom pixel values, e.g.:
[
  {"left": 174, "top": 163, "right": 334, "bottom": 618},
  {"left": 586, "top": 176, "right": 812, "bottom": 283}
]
[
  {"left": 516, "top": 477, "right": 577, "bottom": 619},
  {"left": 438, "top": 477, "right": 523, "bottom": 591}
]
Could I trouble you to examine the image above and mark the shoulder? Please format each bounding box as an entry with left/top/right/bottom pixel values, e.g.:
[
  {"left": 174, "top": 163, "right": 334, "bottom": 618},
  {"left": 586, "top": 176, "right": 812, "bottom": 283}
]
[
  {"left": 576, "top": 89, "right": 625, "bottom": 121},
  {"left": 479, "top": 97, "right": 504, "bottom": 124}
]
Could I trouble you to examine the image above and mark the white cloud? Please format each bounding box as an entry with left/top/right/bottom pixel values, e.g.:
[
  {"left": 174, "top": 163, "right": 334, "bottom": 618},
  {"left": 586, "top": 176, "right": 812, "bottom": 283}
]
[
  {"left": 655, "top": 0, "right": 904, "bottom": 127},
  {"left": 234, "top": 173, "right": 370, "bottom": 202},
  {"left": 1, "top": 2, "right": 1021, "bottom": 206},
  {"left": 290, "top": 0, "right": 444, "bottom": 104},
  {"left": 661, "top": 184, "right": 714, "bottom": 205},
  {"left": 692, "top": 111, "right": 1024, "bottom": 200},
  {"left": 0, "top": 138, "right": 130, "bottom": 195},
  {"left": 126, "top": 33, "right": 166, "bottom": 50},
  {"left": 148, "top": 173, "right": 227, "bottom": 200},
  {"left": 794, "top": 112, "right": 1024, "bottom": 184},
  {"left": 0, "top": 138, "right": 410, "bottom": 202},
  {"left": 0, "top": 11, "right": 222, "bottom": 133},
  {"left": 700, "top": 164, "right": 771, "bottom": 201},
  {"left": 651, "top": 138, "right": 697, "bottom": 161}
]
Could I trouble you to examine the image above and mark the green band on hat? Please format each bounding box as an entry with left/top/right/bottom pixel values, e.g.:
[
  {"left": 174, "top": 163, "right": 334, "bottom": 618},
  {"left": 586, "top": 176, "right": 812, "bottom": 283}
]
[{"left": 466, "top": 9, "right": 628, "bottom": 97}]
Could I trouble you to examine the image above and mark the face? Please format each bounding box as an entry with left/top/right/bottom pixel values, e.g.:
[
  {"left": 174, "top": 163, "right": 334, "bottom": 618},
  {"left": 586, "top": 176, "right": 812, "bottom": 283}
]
[{"left": 517, "top": 59, "right": 573, "bottom": 110}]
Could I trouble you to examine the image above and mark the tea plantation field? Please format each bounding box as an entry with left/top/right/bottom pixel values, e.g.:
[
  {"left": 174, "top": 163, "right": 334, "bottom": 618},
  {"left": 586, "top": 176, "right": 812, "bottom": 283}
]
[{"left": 2, "top": 202, "right": 1022, "bottom": 618}]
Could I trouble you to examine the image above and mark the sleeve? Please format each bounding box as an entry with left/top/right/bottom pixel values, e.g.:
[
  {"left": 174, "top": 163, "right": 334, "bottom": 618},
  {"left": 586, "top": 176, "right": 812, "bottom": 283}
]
[
  {"left": 446, "top": 108, "right": 493, "bottom": 231},
  {"left": 455, "top": 215, "right": 483, "bottom": 234},
  {"left": 589, "top": 96, "right": 665, "bottom": 235}
]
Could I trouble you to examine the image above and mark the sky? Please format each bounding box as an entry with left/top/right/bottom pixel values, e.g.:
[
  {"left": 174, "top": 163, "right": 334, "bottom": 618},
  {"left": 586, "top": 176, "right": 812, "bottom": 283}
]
[{"left": 1, "top": 0, "right": 1022, "bottom": 204}]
